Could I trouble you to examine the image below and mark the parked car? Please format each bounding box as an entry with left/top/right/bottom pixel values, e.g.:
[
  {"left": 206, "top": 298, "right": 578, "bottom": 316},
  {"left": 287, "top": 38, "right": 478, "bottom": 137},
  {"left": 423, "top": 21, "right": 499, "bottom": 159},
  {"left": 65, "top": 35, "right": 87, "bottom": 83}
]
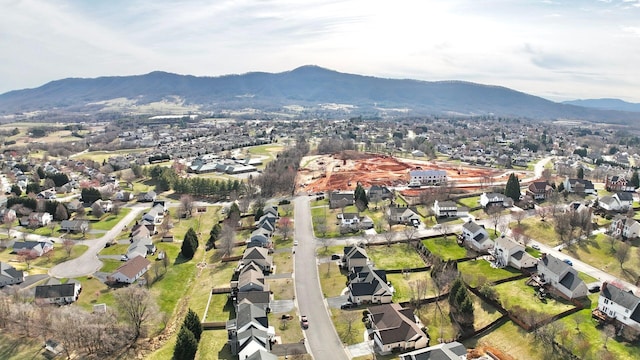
[
  {"left": 294, "top": 240, "right": 299, "bottom": 246},
  {"left": 411, "top": 219, "right": 420, "bottom": 228},
  {"left": 331, "top": 254, "right": 341, "bottom": 260},
  {"left": 120, "top": 255, "right": 128, "bottom": 261},
  {"left": 531, "top": 244, "right": 540, "bottom": 250},
  {"left": 563, "top": 259, "right": 573, "bottom": 266},
  {"left": 589, "top": 285, "right": 601, "bottom": 293},
  {"left": 281, "top": 314, "right": 293, "bottom": 320},
  {"left": 340, "top": 302, "right": 357, "bottom": 309},
  {"left": 301, "top": 315, "right": 309, "bottom": 329}
]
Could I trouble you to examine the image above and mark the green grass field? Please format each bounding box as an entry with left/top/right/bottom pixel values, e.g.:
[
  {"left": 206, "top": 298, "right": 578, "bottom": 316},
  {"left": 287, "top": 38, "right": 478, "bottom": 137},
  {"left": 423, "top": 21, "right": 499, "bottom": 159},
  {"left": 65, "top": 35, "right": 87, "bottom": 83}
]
[
  {"left": 494, "top": 280, "right": 575, "bottom": 316},
  {"left": 422, "top": 237, "right": 468, "bottom": 260},
  {"left": 387, "top": 271, "right": 438, "bottom": 302},
  {"left": 457, "top": 196, "right": 480, "bottom": 208},
  {"left": 458, "top": 260, "right": 520, "bottom": 287},
  {"left": 318, "top": 261, "right": 347, "bottom": 298},
  {"left": 90, "top": 208, "right": 132, "bottom": 230},
  {"left": 367, "top": 244, "right": 426, "bottom": 270}
]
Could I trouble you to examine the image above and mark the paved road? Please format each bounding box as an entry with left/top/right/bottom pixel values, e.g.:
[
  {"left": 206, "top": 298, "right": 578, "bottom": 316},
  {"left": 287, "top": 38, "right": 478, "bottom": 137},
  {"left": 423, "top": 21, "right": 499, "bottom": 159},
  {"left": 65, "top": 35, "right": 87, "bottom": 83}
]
[
  {"left": 49, "top": 204, "right": 148, "bottom": 278},
  {"left": 294, "top": 196, "right": 349, "bottom": 360}
]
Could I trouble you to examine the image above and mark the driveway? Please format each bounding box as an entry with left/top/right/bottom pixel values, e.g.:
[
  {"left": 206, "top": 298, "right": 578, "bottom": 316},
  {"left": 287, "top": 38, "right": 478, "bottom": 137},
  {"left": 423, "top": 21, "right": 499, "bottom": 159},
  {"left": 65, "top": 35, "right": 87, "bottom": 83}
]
[
  {"left": 49, "top": 204, "right": 148, "bottom": 278},
  {"left": 294, "top": 196, "right": 349, "bottom": 360}
]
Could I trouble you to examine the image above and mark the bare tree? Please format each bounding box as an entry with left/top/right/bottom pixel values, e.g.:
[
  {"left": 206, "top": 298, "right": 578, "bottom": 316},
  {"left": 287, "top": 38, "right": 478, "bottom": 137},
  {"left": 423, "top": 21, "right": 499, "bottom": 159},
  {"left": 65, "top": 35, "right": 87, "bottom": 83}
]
[
  {"left": 63, "top": 239, "right": 75, "bottom": 257},
  {"left": 278, "top": 217, "right": 293, "bottom": 241},
  {"left": 179, "top": 194, "right": 194, "bottom": 219},
  {"left": 541, "top": 168, "right": 553, "bottom": 182},
  {"left": 512, "top": 210, "right": 526, "bottom": 226},
  {"left": 17, "top": 248, "right": 38, "bottom": 270},
  {"left": 159, "top": 216, "right": 173, "bottom": 236},
  {"left": 409, "top": 279, "right": 428, "bottom": 308},
  {"left": 403, "top": 225, "right": 418, "bottom": 248},
  {"left": 615, "top": 241, "right": 631, "bottom": 269},
  {"left": 238, "top": 196, "right": 251, "bottom": 214},
  {"left": 537, "top": 206, "right": 550, "bottom": 222},
  {"left": 2, "top": 212, "right": 15, "bottom": 245},
  {"left": 112, "top": 201, "right": 122, "bottom": 216},
  {"left": 319, "top": 237, "right": 334, "bottom": 252},
  {"left": 113, "top": 286, "right": 158, "bottom": 340},
  {"left": 342, "top": 310, "right": 361, "bottom": 343},
  {"left": 382, "top": 230, "right": 396, "bottom": 247},
  {"left": 219, "top": 221, "right": 236, "bottom": 257},
  {"left": 487, "top": 207, "right": 502, "bottom": 235},
  {"left": 281, "top": 203, "right": 293, "bottom": 217},
  {"left": 314, "top": 216, "right": 328, "bottom": 237},
  {"left": 554, "top": 212, "right": 573, "bottom": 246},
  {"left": 603, "top": 324, "right": 616, "bottom": 348},
  {"left": 439, "top": 222, "right": 450, "bottom": 241}
]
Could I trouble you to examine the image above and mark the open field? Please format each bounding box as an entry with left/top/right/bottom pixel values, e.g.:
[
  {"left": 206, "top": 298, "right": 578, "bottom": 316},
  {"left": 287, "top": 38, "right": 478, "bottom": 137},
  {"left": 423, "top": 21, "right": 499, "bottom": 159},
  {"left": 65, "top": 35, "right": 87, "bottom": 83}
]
[
  {"left": 75, "top": 148, "right": 151, "bottom": 163},
  {"left": 422, "top": 237, "right": 468, "bottom": 260},
  {"left": 367, "top": 243, "right": 426, "bottom": 270},
  {"left": 298, "top": 151, "right": 517, "bottom": 193}
]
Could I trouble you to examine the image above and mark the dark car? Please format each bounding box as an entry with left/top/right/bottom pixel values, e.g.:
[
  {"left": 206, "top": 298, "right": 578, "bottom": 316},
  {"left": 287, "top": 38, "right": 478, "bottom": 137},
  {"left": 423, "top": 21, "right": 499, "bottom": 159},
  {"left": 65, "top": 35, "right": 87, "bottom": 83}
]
[
  {"left": 589, "top": 285, "right": 601, "bottom": 293},
  {"left": 563, "top": 259, "right": 573, "bottom": 266},
  {"left": 340, "top": 302, "right": 357, "bottom": 310},
  {"left": 331, "top": 254, "right": 341, "bottom": 260}
]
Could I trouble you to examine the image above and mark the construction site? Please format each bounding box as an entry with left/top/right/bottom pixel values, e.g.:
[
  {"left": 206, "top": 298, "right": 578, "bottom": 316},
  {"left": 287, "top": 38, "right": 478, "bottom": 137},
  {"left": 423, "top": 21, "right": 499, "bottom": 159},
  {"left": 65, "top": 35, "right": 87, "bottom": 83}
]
[{"left": 297, "top": 151, "right": 526, "bottom": 194}]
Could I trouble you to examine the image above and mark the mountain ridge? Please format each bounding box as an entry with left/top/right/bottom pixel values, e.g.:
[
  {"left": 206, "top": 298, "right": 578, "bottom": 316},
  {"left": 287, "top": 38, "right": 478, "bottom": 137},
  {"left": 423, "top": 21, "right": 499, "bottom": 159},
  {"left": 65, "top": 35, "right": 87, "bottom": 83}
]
[{"left": 0, "top": 65, "right": 638, "bottom": 124}]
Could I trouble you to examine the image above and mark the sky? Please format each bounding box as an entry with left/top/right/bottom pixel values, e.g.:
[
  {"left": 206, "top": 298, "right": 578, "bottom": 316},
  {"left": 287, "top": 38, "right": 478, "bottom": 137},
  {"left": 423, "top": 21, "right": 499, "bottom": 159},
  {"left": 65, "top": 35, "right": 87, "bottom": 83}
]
[{"left": 2, "top": 0, "right": 640, "bottom": 102}]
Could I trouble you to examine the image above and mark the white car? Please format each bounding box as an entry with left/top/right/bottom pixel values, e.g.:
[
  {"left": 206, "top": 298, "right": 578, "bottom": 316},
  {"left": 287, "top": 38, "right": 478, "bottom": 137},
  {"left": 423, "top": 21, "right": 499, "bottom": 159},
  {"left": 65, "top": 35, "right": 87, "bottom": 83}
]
[
  {"left": 293, "top": 240, "right": 299, "bottom": 246},
  {"left": 531, "top": 244, "right": 540, "bottom": 250}
]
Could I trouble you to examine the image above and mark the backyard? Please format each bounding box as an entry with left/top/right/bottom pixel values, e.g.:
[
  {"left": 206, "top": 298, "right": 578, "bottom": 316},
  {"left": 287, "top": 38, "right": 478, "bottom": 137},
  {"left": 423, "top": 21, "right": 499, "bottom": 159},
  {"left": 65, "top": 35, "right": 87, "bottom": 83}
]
[
  {"left": 422, "top": 237, "right": 468, "bottom": 260},
  {"left": 366, "top": 243, "right": 426, "bottom": 270},
  {"left": 458, "top": 259, "right": 521, "bottom": 287}
]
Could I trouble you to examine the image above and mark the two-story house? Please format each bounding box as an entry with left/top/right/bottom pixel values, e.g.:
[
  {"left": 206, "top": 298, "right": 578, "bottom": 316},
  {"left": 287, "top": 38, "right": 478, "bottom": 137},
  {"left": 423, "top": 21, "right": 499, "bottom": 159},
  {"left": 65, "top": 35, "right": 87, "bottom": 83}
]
[
  {"left": 409, "top": 170, "right": 447, "bottom": 186},
  {"left": 34, "top": 282, "right": 82, "bottom": 305},
  {"left": 526, "top": 181, "right": 553, "bottom": 200},
  {"left": 564, "top": 178, "right": 596, "bottom": 195},
  {"left": 433, "top": 200, "right": 460, "bottom": 218},
  {"left": 342, "top": 246, "right": 368, "bottom": 271},
  {"left": 537, "top": 254, "right": 588, "bottom": 299},
  {"left": 479, "top": 193, "right": 513, "bottom": 208},
  {"left": 605, "top": 175, "right": 635, "bottom": 192},
  {"left": 348, "top": 264, "right": 394, "bottom": 305},
  {"left": 329, "top": 191, "right": 355, "bottom": 209},
  {"left": 610, "top": 215, "right": 640, "bottom": 240},
  {"left": 461, "top": 220, "right": 493, "bottom": 252},
  {"left": 599, "top": 192, "right": 634, "bottom": 212},
  {"left": 596, "top": 282, "right": 640, "bottom": 331},
  {"left": 493, "top": 236, "right": 537, "bottom": 270}
]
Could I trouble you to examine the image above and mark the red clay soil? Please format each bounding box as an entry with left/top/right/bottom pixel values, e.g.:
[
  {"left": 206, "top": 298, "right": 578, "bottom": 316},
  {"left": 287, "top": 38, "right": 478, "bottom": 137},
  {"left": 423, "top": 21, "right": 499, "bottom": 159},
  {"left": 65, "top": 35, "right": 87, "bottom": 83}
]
[
  {"left": 468, "top": 345, "right": 516, "bottom": 360},
  {"left": 299, "top": 152, "right": 505, "bottom": 193}
]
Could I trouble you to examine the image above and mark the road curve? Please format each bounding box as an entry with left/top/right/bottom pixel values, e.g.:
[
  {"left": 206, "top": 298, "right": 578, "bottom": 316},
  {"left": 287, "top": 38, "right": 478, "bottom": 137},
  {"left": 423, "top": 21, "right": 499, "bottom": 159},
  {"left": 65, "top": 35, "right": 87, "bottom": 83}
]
[
  {"left": 294, "top": 196, "right": 349, "bottom": 360},
  {"left": 49, "top": 204, "right": 148, "bottom": 278}
]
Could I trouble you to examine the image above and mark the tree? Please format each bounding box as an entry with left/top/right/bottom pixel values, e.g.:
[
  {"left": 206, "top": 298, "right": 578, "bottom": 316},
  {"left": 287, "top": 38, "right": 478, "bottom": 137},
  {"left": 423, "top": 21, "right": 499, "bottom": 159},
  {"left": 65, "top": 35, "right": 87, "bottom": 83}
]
[
  {"left": 603, "top": 324, "right": 616, "bottom": 349},
  {"left": 382, "top": 230, "right": 396, "bottom": 247},
  {"left": 54, "top": 203, "right": 68, "bottom": 221},
  {"left": 179, "top": 194, "right": 194, "bottom": 219},
  {"left": 182, "top": 308, "right": 202, "bottom": 341},
  {"left": 278, "top": 217, "right": 293, "bottom": 241},
  {"left": 403, "top": 225, "right": 418, "bottom": 247},
  {"left": 554, "top": 212, "right": 573, "bottom": 246},
  {"left": 113, "top": 286, "right": 158, "bottom": 340},
  {"left": 227, "top": 202, "right": 241, "bottom": 227},
  {"left": 512, "top": 210, "right": 526, "bottom": 226},
  {"left": 63, "top": 239, "right": 74, "bottom": 257},
  {"left": 314, "top": 216, "right": 328, "bottom": 237},
  {"left": 219, "top": 221, "right": 236, "bottom": 257},
  {"left": 81, "top": 187, "right": 102, "bottom": 204},
  {"left": 10, "top": 185, "right": 21, "bottom": 196},
  {"left": 576, "top": 167, "right": 584, "bottom": 179},
  {"left": 487, "top": 207, "right": 502, "bottom": 235},
  {"left": 181, "top": 228, "right": 198, "bottom": 259},
  {"left": 91, "top": 201, "right": 105, "bottom": 218},
  {"left": 17, "top": 248, "right": 38, "bottom": 270},
  {"left": 504, "top": 173, "right": 521, "bottom": 202},
  {"left": 632, "top": 171, "right": 640, "bottom": 189},
  {"left": 173, "top": 325, "right": 198, "bottom": 360},
  {"left": 615, "top": 241, "right": 631, "bottom": 269},
  {"left": 354, "top": 183, "right": 368, "bottom": 211},
  {"left": 207, "top": 223, "right": 221, "bottom": 250}
]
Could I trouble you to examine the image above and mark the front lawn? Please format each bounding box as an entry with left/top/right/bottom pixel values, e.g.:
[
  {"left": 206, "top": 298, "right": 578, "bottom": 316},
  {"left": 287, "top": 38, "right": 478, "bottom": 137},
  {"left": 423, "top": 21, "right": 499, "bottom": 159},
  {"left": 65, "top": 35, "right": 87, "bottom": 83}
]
[
  {"left": 99, "top": 243, "right": 129, "bottom": 256},
  {"left": 269, "top": 310, "right": 305, "bottom": 344},
  {"left": 458, "top": 259, "right": 521, "bottom": 287},
  {"left": 565, "top": 233, "right": 640, "bottom": 283},
  {"left": 318, "top": 261, "right": 347, "bottom": 298},
  {"left": 99, "top": 259, "right": 123, "bottom": 273},
  {"left": 367, "top": 244, "right": 426, "bottom": 270},
  {"left": 331, "top": 308, "right": 367, "bottom": 345},
  {"left": 512, "top": 218, "right": 560, "bottom": 246},
  {"left": 422, "top": 237, "right": 468, "bottom": 260},
  {"left": 32, "top": 243, "right": 89, "bottom": 268},
  {"left": 90, "top": 208, "right": 131, "bottom": 230},
  {"left": 266, "top": 278, "right": 295, "bottom": 300}
]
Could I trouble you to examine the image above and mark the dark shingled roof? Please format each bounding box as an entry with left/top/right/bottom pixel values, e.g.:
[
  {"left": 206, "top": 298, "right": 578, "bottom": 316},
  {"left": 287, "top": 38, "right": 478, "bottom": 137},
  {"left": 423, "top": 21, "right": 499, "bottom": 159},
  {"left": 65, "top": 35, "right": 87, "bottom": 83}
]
[{"left": 35, "top": 283, "right": 76, "bottom": 299}]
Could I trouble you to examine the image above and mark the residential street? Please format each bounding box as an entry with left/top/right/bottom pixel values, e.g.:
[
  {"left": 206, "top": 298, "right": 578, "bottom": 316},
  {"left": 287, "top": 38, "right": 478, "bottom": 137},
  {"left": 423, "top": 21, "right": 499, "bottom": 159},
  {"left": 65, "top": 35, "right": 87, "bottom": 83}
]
[
  {"left": 294, "top": 196, "right": 349, "bottom": 360},
  {"left": 49, "top": 204, "right": 148, "bottom": 278}
]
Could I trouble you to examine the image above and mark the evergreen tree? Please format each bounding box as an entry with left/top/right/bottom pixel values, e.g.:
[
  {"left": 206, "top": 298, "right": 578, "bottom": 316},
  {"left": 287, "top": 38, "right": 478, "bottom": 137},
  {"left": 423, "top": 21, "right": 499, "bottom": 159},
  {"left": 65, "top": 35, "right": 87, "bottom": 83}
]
[
  {"left": 254, "top": 206, "right": 264, "bottom": 221},
  {"left": 81, "top": 187, "right": 102, "bottom": 204},
  {"left": 504, "top": 173, "right": 521, "bottom": 202},
  {"left": 207, "top": 223, "right": 222, "bottom": 249},
  {"left": 10, "top": 185, "right": 21, "bottom": 196},
  {"left": 631, "top": 171, "right": 640, "bottom": 189},
  {"left": 576, "top": 167, "right": 584, "bottom": 179},
  {"left": 449, "top": 278, "right": 464, "bottom": 305},
  {"left": 182, "top": 308, "right": 203, "bottom": 341},
  {"left": 354, "top": 183, "right": 369, "bottom": 211},
  {"left": 173, "top": 325, "right": 198, "bottom": 360},
  {"left": 181, "top": 227, "right": 198, "bottom": 259}
]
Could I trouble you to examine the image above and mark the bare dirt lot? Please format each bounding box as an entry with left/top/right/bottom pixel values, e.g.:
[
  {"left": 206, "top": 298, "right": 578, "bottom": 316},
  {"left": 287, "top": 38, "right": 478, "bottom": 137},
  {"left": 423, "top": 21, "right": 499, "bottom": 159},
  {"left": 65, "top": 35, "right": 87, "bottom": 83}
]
[{"left": 297, "top": 151, "right": 516, "bottom": 193}]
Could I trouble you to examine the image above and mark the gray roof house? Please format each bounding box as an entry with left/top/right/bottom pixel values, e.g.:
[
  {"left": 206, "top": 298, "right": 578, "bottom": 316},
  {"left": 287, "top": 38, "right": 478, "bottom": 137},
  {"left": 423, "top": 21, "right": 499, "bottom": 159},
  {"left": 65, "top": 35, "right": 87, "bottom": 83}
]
[
  {"left": 399, "top": 342, "right": 468, "bottom": 360},
  {"left": 597, "top": 282, "right": 640, "bottom": 331},
  {"left": 348, "top": 264, "right": 393, "bottom": 305},
  {"left": 461, "top": 220, "right": 493, "bottom": 252},
  {"left": 0, "top": 262, "right": 24, "bottom": 287},
  {"left": 537, "top": 254, "right": 588, "bottom": 299}
]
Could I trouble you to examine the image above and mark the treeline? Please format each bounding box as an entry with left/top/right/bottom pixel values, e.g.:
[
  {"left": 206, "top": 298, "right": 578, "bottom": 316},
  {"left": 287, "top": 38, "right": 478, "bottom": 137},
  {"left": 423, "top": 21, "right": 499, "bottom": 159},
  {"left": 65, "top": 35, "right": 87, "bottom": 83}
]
[
  {"left": 147, "top": 165, "right": 244, "bottom": 200},
  {"left": 317, "top": 138, "right": 356, "bottom": 154},
  {"left": 6, "top": 197, "right": 69, "bottom": 221},
  {"left": 256, "top": 137, "right": 309, "bottom": 197}
]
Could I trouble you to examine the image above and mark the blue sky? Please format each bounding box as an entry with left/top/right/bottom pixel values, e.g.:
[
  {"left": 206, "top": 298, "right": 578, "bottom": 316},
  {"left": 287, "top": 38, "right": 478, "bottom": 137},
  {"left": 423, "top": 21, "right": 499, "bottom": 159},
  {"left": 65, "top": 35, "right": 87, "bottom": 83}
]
[{"left": 2, "top": 0, "right": 640, "bottom": 102}]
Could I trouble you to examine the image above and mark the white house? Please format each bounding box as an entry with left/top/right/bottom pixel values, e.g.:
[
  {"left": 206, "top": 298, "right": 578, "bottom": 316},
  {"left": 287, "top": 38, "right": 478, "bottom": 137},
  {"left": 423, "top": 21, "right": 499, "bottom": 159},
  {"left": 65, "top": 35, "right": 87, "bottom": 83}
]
[
  {"left": 564, "top": 178, "right": 596, "bottom": 195},
  {"left": 337, "top": 213, "right": 361, "bottom": 226},
  {"left": 461, "top": 220, "right": 493, "bottom": 252},
  {"left": 493, "top": 237, "right": 537, "bottom": 270},
  {"left": 597, "top": 282, "right": 640, "bottom": 331},
  {"left": 35, "top": 282, "right": 82, "bottom": 305},
  {"left": 409, "top": 170, "right": 447, "bottom": 186},
  {"left": 400, "top": 342, "right": 468, "bottom": 360},
  {"left": 479, "top": 193, "right": 513, "bottom": 208},
  {"left": 537, "top": 254, "right": 588, "bottom": 299},
  {"left": 610, "top": 216, "right": 640, "bottom": 239},
  {"left": 599, "top": 192, "right": 634, "bottom": 212},
  {"left": 342, "top": 246, "right": 368, "bottom": 271},
  {"left": 433, "top": 200, "right": 458, "bottom": 218},
  {"left": 110, "top": 255, "right": 151, "bottom": 284}
]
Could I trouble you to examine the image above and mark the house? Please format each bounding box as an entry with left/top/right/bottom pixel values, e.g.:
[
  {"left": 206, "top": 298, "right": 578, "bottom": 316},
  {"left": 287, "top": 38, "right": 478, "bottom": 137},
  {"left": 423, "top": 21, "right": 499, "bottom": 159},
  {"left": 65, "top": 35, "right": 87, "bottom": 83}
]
[
  {"left": 241, "top": 247, "right": 273, "bottom": 274},
  {"left": 605, "top": 175, "right": 635, "bottom": 192},
  {"left": 262, "top": 205, "right": 278, "bottom": 218},
  {"left": 236, "top": 291, "right": 272, "bottom": 313},
  {"left": 247, "top": 229, "right": 272, "bottom": 249},
  {"left": 368, "top": 185, "right": 393, "bottom": 200},
  {"left": 110, "top": 255, "right": 151, "bottom": 284},
  {"left": 461, "top": 220, "right": 493, "bottom": 252},
  {"left": 342, "top": 246, "right": 368, "bottom": 271},
  {"left": 610, "top": 216, "right": 640, "bottom": 239},
  {"left": 34, "top": 282, "right": 82, "bottom": 305},
  {"left": 329, "top": 191, "right": 354, "bottom": 209},
  {"left": 0, "top": 262, "right": 24, "bottom": 287},
  {"left": 60, "top": 219, "right": 89, "bottom": 233},
  {"left": 348, "top": 264, "right": 393, "bottom": 305},
  {"left": 44, "top": 339, "right": 64, "bottom": 357},
  {"left": 337, "top": 213, "right": 360, "bottom": 226},
  {"left": 537, "top": 254, "right": 588, "bottom": 299},
  {"left": 113, "top": 190, "right": 134, "bottom": 202},
  {"left": 433, "top": 200, "right": 458, "bottom": 218},
  {"left": 226, "top": 302, "right": 275, "bottom": 357},
  {"left": 479, "top": 193, "right": 513, "bottom": 208},
  {"left": 19, "top": 212, "right": 53, "bottom": 228},
  {"left": 387, "top": 205, "right": 421, "bottom": 224},
  {"left": 596, "top": 282, "right": 640, "bottom": 331},
  {"left": 599, "top": 192, "right": 634, "bottom": 212},
  {"left": 527, "top": 181, "right": 553, "bottom": 200},
  {"left": 367, "top": 303, "right": 429, "bottom": 354},
  {"left": 563, "top": 178, "right": 596, "bottom": 195},
  {"left": 245, "top": 350, "right": 277, "bottom": 360},
  {"left": 66, "top": 199, "right": 84, "bottom": 213},
  {"left": 409, "top": 170, "right": 447, "bottom": 185},
  {"left": 142, "top": 204, "right": 165, "bottom": 225},
  {"left": 36, "top": 189, "right": 57, "bottom": 200},
  {"left": 493, "top": 236, "right": 537, "bottom": 270},
  {"left": 236, "top": 266, "right": 269, "bottom": 293},
  {"left": 400, "top": 342, "right": 468, "bottom": 360},
  {"left": 0, "top": 208, "right": 16, "bottom": 223},
  {"left": 93, "top": 199, "right": 113, "bottom": 212},
  {"left": 137, "top": 190, "right": 157, "bottom": 202},
  {"left": 126, "top": 236, "right": 156, "bottom": 260},
  {"left": 12, "top": 240, "right": 54, "bottom": 257}
]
